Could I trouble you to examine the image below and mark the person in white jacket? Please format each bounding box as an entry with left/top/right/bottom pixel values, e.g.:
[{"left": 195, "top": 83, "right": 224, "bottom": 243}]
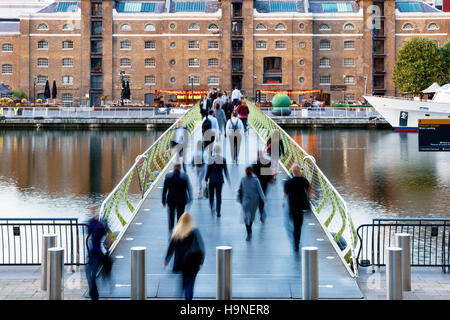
[{"left": 226, "top": 111, "right": 244, "bottom": 163}]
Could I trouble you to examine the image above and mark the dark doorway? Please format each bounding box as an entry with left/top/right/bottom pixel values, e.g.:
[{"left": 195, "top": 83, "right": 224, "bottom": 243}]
[
  {"left": 145, "top": 93, "right": 155, "bottom": 106},
  {"left": 232, "top": 75, "right": 242, "bottom": 90}
]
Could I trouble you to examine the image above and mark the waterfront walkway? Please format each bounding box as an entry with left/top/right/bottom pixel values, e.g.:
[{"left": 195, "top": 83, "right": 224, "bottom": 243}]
[{"left": 93, "top": 127, "right": 362, "bottom": 299}]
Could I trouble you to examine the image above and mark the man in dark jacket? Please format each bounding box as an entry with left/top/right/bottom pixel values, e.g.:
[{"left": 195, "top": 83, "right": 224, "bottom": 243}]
[
  {"left": 200, "top": 94, "right": 211, "bottom": 119},
  {"left": 284, "top": 164, "right": 311, "bottom": 252},
  {"left": 252, "top": 150, "right": 273, "bottom": 223},
  {"left": 162, "top": 164, "right": 193, "bottom": 232},
  {"left": 222, "top": 98, "right": 233, "bottom": 121},
  {"left": 205, "top": 145, "right": 230, "bottom": 217}
]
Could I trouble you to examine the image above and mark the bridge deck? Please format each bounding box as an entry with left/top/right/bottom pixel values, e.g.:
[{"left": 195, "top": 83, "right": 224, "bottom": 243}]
[{"left": 94, "top": 127, "right": 363, "bottom": 299}]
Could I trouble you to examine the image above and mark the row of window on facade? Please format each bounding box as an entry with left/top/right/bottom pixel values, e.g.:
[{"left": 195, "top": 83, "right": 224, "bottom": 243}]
[
  {"left": 261, "top": 75, "right": 355, "bottom": 85},
  {"left": 256, "top": 39, "right": 355, "bottom": 50},
  {"left": 119, "top": 23, "right": 219, "bottom": 32},
  {"left": 255, "top": 22, "right": 356, "bottom": 31},
  {"left": 120, "top": 40, "right": 220, "bottom": 50},
  {"left": 401, "top": 22, "right": 439, "bottom": 31}
]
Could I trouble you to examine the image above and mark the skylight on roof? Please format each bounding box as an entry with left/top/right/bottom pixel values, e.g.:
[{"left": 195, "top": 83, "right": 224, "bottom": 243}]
[
  {"left": 117, "top": 2, "right": 156, "bottom": 13},
  {"left": 175, "top": 1, "right": 206, "bottom": 12},
  {"left": 56, "top": 2, "right": 78, "bottom": 12},
  {"left": 322, "top": 2, "right": 353, "bottom": 13},
  {"left": 269, "top": 1, "right": 297, "bottom": 12},
  {"left": 397, "top": 1, "right": 422, "bottom": 12}
]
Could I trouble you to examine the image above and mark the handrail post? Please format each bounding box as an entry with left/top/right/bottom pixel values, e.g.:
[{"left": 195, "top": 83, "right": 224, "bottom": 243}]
[
  {"left": 216, "top": 246, "right": 232, "bottom": 300},
  {"left": 131, "top": 246, "right": 146, "bottom": 300},
  {"left": 48, "top": 247, "right": 64, "bottom": 300},
  {"left": 41, "top": 233, "right": 57, "bottom": 290},
  {"left": 386, "top": 247, "right": 403, "bottom": 300},
  {"left": 302, "top": 247, "right": 318, "bottom": 300},
  {"left": 395, "top": 233, "right": 411, "bottom": 291}
]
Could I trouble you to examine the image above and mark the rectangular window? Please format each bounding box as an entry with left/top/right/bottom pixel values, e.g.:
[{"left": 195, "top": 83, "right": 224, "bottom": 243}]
[
  {"left": 188, "top": 40, "right": 200, "bottom": 49},
  {"left": 232, "top": 58, "right": 242, "bottom": 72},
  {"left": 208, "top": 58, "right": 219, "bottom": 67},
  {"left": 344, "top": 76, "right": 355, "bottom": 84},
  {"left": 2, "top": 44, "right": 13, "bottom": 52},
  {"left": 188, "top": 58, "right": 200, "bottom": 67},
  {"left": 263, "top": 76, "right": 282, "bottom": 84},
  {"left": 208, "top": 41, "right": 219, "bottom": 49},
  {"left": 91, "top": 40, "right": 102, "bottom": 53},
  {"left": 1, "top": 64, "right": 12, "bottom": 75},
  {"left": 62, "top": 41, "right": 73, "bottom": 49},
  {"left": 344, "top": 93, "right": 355, "bottom": 101},
  {"left": 263, "top": 57, "right": 282, "bottom": 73},
  {"left": 91, "top": 57, "right": 102, "bottom": 72},
  {"left": 62, "top": 58, "right": 73, "bottom": 67},
  {"left": 37, "top": 58, "right": 48, "bottom": 67},
  {"left": 344, "top": 58, "right": 355, "bottom": 67},
  {"left": 319, "top": 58, "right": 330, "bottom": 68},
  {"left": 37, "top": 75, "right": 48, "bottom": 85},
  {"left": 145, "top": 58, "right": 155, "bottom": 68},
  {"left": 319, "top": 75, "right": 331, "bottom": 85},
  {"left": 188, "top": 76, "right": 200, "bottom": 85},
  {"left": 208, "top": 76, "right": 219, "bottom": 85},
  {"left": 275, "top": 40, "right": 286, "bottom": 49},
  {"left": 344, "top": 40, "right": 355, "bottom": 49},
  {"left": 256, "top": 41, "right": 267, "bottom": 49},
  {"left": 91, "top": 75, "right": 102, "bottom": 89},
  {"left": 120, "top": 41, "right": 131, "bottom": 50},
  {"left": 144, "top": 75, "right": 156, "bottom": 85},
  {"left": 145, "top": 40, "right": 155, "bottom": 49},
  {"left": 62, "top": 76, "right": 73, "bottom": 85},
  {"left": 91, "top": 3, "right": 102, "bottom": 16},
  {"left": 37, "top": 41, "right": 48, "bottom": 50},
  {"left": 91, "top": 21, "right": 102, "bottom": 36},
  {"left": 61, "top": 93, "right": 73, "bottom": 103},
  {"left": 319, "top": 41, "right": 331, "bottom": 50}
]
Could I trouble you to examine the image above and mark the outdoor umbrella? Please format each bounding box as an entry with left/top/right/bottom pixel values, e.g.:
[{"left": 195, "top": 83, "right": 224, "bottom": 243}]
[
  {"left": 0, "top": 83, "right": 12, "bottom": 97},
  {"left": 52, "top": 80, "right": 57, "bottom": 100},
  {"left": 44, "top": 80, "right": 51, "bottom": 102},
  {"left": 126, "top": 81, "right": 130, "bottom": 99}
]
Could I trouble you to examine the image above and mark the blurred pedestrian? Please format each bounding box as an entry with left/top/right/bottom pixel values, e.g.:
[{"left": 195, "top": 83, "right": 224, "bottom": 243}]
[
  {"left": 202, "top": 109, "right": 218, "bottom": 156},
  {"left": 252, "top": 150, "right": 273, "bottom": 223},
  {"left": 222, "top": 91, "right": 229, "bottom": 104},
  {"left": 162, "top": 164, "right": 193, "bottom": 233},
  {"left": 231, "top": 87, "right": 241, "bottom": 107},
  {"left": 237, "top": 167, "right": 266, "bottom": 241},
  {"left": 222, "top": 98, "right": 233, "bottom": 121},
  {"left": 85, "top": 204, "right": 112, "bottom": 300},
  {"left": 226, "top": 111, "right": 244, "bottom": 163},
  {"left": 200, "top": 93, "right": 211, "bottom": 119},
  {"left": 171, "top": 119, "right": 189, "bottom": 171},
  {"left": 235, "top": 99, "right": 250, "bottom": 135},
  {"left": 205, "top": 144, "right": 230, "bottom": 217},
  {"left": 213, "top": 92, "right": 224, "bottom": 110},
  {"left": 163, "top": 213, "right": 205, "bottom": 300},
  {"left": 265, "top": 130, "right": 285, "bottom": 180},
  {"left": 214, "top": 104, "right": 227, "bottom": 138},
  {"left": 284, "top": 164, "right": 311, "bottom": 252},
  {"left": 191, "top": 140, "right": 206, "bottom": 199}
]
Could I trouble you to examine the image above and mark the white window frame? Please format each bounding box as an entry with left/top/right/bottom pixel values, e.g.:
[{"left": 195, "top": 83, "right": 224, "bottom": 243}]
[
  {"left": 255, "top": 24, "right": 267, "bottom": 31},
  {"left": 319, "top": 57, "right": 331, "bottom": 68},
  {"left": 343, "top": 23, "right": 355, "bottom": 31},
  {"left": 188, "top": 58, "right": 200, "bottom": 68},
  {"left": 62, "top": 40, "right": 73, "bottom": 50},
  {"left": 319, "top": 24, "right": 331, "bottom": 31},
  {"left": 1, "top": 64, "right": 12, "bottom": 75},
  {"left": 120, "top": 24, "right": 132, "bottom": 31},
  {"left": 275, "top": 40, "right": 287, "bottom": 50},
  {"left": 402, "top": 23, "right": 414, "bottom": 31},
  {"left": 2, "top": 43, "right": 13, "bottom": 52},
  {"left": 299, "top": 41, "right": 306, "bottom": 49},
  {"left": 37, "top": 58, "right": 48, "bottom": 68},
  {"left": 344, "top": 58, "right": 355, "bottom": 67},
  {"left": 208, "top": 41, "right": 219, "bottom": 50},
  {"left": 62, "top": 24, "right": 73, "bottom": 31},
  {"left": 144, "top": 40, "right": 155, "bottom": 50},
  {"left": 344, "top": 93, "right": 355, "bottom": 101},
  {"left": 120, "top": 58, "right": 131, "bottom": 68},
  {"left": 37, "top": 23, "right": 48, "bottom": 31},
  {"left": 428, "top": 23, "right": 439, "bottom": 30},
  {"left": 256, "top": 41, "right": 267, "bottom": 50},
  {"left": 344, "top": 40, "right": 355, "bottom": 50},
  {"left": 319, "top": 40, "right": 331, "bottom": 50},
  {"left": 62, "top": 76, "right": 74, "bottom": 85},
  {"left": 61, "top": 93, "right": 73, "bottom": 103},
  {"left": 344, "top": 76, "right": 355, "bottom": 84},
  {"left": 208, "top": 76, "right": 219, "bottom": 85},
  {"left": 144, "top": 24, "right": 155, "bottom": 31},
  {"left": 208, "top": 24, "right": 219, "bottom": 31},
  {"left": 37, "top": 40, "right": 49, "bottom": 50},
  {"left": 145, "top": 58, "right": 155, "bottom": 68},
  {"left": 62, "top": 58, "right": 73, "bottom": 67},
  {"left": 188, "top": 40, "right": 200, "bottom": 50},
  {"left": 37, "top": 75, "right": 47, "bottom": 85},
  {"left": 188, "top": 75, "right": 200, "bottom": 85},
  {"left": 188, "top": 23, "right": 200, "bottom": 31},
  {"left": 144, "top": 75, "right": 156, "bottom": 85},
  {"left": 208, "top": 58, "right": 219, "bottom": 67},
  {"left": 275, "top": 23, "right": 286, "bottom": 31},
  {"left": 319, "top": 75, "right": 331, "bottom": 85},
  {"left": 120, "top": 40, "right": 132, "bottom": 50}
]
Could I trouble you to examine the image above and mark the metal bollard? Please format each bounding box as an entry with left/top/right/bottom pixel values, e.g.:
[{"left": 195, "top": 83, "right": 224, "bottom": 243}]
[
  {"left": 386, "top": 247, "right": 403, "bottom": 300},
  {"left": 130, "top": 247, "right": 146, "bottom": 300},
  {"left": 216, "top": 246, "right": 232, "bottom": 300},
  {"left": 302, "top": 247, "right": 319, "bottom": 300},
  {"left": 48, "top": 247, "right": 64, "bottom": 300},
  {"left": 41, "top": 234, "right": 57, "bottom": 290},
  {"left": 395, "top": 233, "right": 412, "bottom": 292}
]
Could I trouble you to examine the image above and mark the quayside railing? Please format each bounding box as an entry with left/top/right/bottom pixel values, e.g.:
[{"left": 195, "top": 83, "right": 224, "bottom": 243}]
[
  {"left": 99, "top": 105, "right": 201, "bottom": 253},
  {"left": 248, "top": 101, "right": 359, "bottom": 278},
  {"left": 357, "top": 218, "right": 450, "bottom": 272}
]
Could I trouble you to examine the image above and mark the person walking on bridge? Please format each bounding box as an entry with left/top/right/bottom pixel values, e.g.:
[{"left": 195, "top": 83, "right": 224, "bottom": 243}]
[
  {"left": 164, "top": 213, "right": 205, "bottom": 300},
  {"left": 252, "top": 150, "right": 273, "bottom": 223},
  {"left": 214, "top": 104, "right": 227, "bottom": 138},
  {"left": 162, "top": 164, "right": 193, "bottom": 233},
  {"left": 238, "top": 167, "right": 266, "bottom": 241},
  {"left": 205, "top": 144, "right": 230, "bottom": 217},
  {"left": 226, "top": 111, "right": 244, "bottom": 163},
  {"left": 284, "top": 164, "right": 311, "bottom": 252},
  {"left": 235, "top": 99, "right": 250, "bottom": 135},
  {"left": 171, "top": 119, "right": 189, "bottom": 171},
  {"left": 191, "top": 140, "right": 206, "bottom": 199}
]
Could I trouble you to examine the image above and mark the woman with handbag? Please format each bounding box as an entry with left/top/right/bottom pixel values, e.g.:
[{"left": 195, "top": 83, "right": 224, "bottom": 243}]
[{"left": 163, "top": 213, "right": 205, "bottom": 300}]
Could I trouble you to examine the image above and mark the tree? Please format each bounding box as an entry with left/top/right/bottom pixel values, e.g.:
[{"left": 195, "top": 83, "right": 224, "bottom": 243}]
[
  {"left": 393, "top": 37, "right": 444, "bottom": 95},
  {"left": 12, "top": 90, "right": 26, "bottom": 99},
  {"left": 439, "top": 41, "right": 450, "bottom": 84}
]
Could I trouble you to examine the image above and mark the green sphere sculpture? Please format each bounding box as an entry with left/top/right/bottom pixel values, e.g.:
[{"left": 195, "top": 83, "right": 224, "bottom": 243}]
[{"left": 271, "top": 94, "right": 291, "bottom": 116}]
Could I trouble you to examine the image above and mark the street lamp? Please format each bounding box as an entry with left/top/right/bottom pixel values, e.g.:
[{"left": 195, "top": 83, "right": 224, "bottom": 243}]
[
  {"left": 120, "top": 70, "right": 125, "bottom": 107},
  {"left": 363, "top": 74, "right": 368, "bottom": 96},
  {"left": 33, "top": 74, "right": 37, "bottom": 106},
  {"left": 189, "top": 76, "right": 194, "bottom": 107}
]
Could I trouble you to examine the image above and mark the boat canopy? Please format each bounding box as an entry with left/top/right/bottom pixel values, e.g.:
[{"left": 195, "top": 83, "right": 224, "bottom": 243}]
[
  {"left": 431, "top": 84, "right": 450, "bottom": 103},
  {"left": 422, "top": 82, "right": 441, "bottom": 93}
]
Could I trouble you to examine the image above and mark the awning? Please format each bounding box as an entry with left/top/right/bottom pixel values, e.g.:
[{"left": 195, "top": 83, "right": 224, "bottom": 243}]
[{"left": 422, "top": 82, "right": 441, "bottom": 93}]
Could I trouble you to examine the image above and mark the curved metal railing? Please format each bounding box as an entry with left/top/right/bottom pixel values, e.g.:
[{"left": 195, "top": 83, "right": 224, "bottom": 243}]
[
  {"left": 99, "top": 105, "right": 201, "bottom": 253},
  {"left": 247, "top": 101, "right": 359, "bottom": 278}
]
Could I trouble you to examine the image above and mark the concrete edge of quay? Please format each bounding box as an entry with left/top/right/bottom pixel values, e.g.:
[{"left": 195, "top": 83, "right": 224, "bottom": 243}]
[{"left": 0, "top": 117, "right": 391, "bottom": 130}]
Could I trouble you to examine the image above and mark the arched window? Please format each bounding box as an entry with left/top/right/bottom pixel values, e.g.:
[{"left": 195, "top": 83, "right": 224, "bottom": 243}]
[
  {"left": 319, "top": 58, "right": 331, "bottom": 67},
  {"left": 145, "top": 58, "right": 155, "bottom": 68},
  {"left": 120, "top": 40, "right": 131, "bottom": 50},
  {"left": 37, "top": 40, "right": 48, "bottom": 49},
  {"left": 319, "top": 24, "right": 330, "bottom": 31},
  {"left": 319, "top": 40, "right": 331, "bottom": 50},
  {"left": 189, "top": 23, "right": 200, "bottom": 30},
  {"left": 120, "top": 24, "right": 132, "bottom": 31},
  {"left": 344, "top": 23, "right": 355, "bottom": 31},
  {"left": 428, "top": 23, "right": 439, "bottom": 30},
  {"left": 37, "top": 58, "right": 48, "bottom": 67},
  {"left": 62, "top": 40, "right": 73, "bottom": 49},
  {"left": 208, "top": 24, "right": 219, "bottom": 31},
  {"left": 255, "top": 23, "right": 267, "bottom": 30},
  {"left": 2, "top": 43, "right": 13, "bottom": 52},
  {"left": 62, "top": 76, "right": 74, "bottom": 85},
  {"left": 144, "top": 24, "right": 155, "bottom": 31},
  {"left": 120, "top": 58, "right": 131, "bottom": 67},
  {"left": 402, "top": 23, "right": 414, "bottom": 30},
  {"left": 62, "top": 24, "right": 73, "bottom": 31},
  {"left": 275, "top": 23, "right": 286, "bottom": 30},
  {"left": 37, "top": 23, "right": 48, "bottom": 31}
]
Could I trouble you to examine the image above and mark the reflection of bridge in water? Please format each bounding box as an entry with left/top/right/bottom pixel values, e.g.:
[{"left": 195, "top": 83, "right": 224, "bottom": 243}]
[{"left": 97, "top": 104, "right": 363, "bottom": 299}]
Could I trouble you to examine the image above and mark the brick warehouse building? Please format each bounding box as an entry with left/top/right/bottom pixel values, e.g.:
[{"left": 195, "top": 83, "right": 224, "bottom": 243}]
[{"left": 0, "top": 0, "right": 448, "bottom": 106}]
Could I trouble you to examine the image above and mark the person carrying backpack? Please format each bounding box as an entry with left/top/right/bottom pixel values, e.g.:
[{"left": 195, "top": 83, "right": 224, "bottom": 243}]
[
  {"left": 226, "top": 111, "right": 244, "bottom": 163},
  {"left": 163, "top": 213, "right": 205, "bottom": 300},
  {"left": 202, "top": 109, "right": 218, "bottom": 156}
]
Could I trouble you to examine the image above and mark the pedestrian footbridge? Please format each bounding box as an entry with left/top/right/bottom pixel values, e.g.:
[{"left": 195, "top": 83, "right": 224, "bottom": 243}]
[{"left": 95, "top": 103, "right": 363, "bottom": 299}]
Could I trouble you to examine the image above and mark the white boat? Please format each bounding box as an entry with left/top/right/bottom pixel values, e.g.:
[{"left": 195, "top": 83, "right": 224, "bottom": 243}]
[{"left": 364, "top": 84, "right": 450, "bottom": 132}]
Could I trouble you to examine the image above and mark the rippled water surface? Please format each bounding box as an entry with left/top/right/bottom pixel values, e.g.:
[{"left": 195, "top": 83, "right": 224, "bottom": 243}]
[{"left": 1, "top": 128, "right": 449, "bottom": 226}]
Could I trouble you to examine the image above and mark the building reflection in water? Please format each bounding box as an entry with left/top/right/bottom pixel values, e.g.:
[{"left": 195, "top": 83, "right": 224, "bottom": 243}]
[
  {"left": 286, "top": 128, "right": 450, "bottom": 225},
  {"left": 0, "top": 130, "right": 163, "bottom": 219}
]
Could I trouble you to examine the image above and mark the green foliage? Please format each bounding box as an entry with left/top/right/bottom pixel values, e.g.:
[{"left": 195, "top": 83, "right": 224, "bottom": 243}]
[
  {"left": 440, "top": 42, "right": 450, "bottom": 84},
  {"left": 393, "top": 38, "right": 446, "bottom": 95},
  {"left": 12, "top": 90, "right": 26, "bottom": 99}
]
